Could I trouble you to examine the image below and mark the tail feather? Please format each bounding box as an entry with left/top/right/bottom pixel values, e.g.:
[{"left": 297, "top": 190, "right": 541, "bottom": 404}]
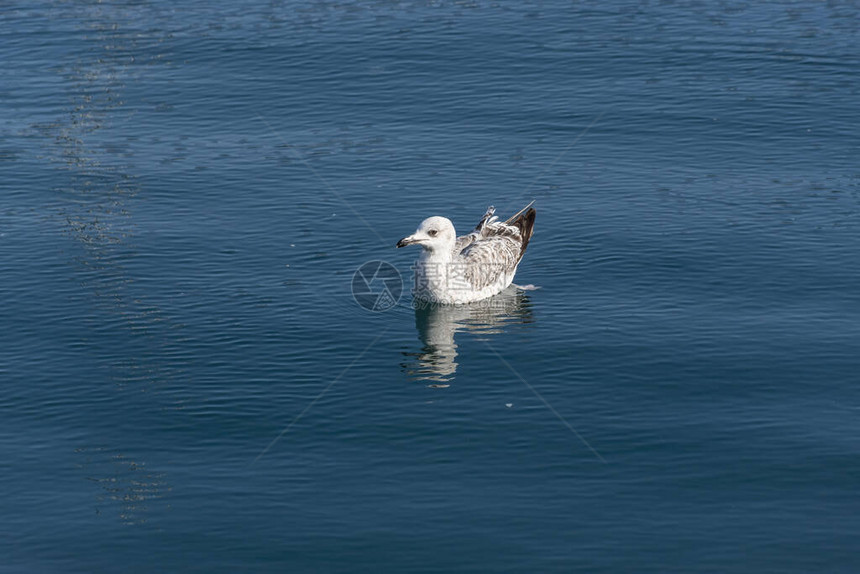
[{"left": 474, "top": 205, "right": 496, "bottom": 232}]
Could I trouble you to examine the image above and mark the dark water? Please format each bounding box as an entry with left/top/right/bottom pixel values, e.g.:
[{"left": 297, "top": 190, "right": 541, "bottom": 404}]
[{"left": 2, "top": 1, "right": 860, "bottom": 571}]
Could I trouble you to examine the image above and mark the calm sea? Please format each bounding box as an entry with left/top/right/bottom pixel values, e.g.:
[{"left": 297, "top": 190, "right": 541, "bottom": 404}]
[{"left": 2, "top": 1, "right": 859, "bottom": 572}]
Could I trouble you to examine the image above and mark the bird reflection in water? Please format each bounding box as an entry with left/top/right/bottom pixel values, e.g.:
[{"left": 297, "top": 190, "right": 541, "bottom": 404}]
[{"left": 402, "top": 287, "right": 534, "bottom": 386}]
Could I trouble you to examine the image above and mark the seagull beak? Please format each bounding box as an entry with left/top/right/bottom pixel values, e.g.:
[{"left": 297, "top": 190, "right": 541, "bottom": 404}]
[{"left": 396, "top": 235, "right": 419, "bottom": 248}]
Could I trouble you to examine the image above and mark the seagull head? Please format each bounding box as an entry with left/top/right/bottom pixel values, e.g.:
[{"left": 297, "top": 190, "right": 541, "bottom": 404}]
[{"left": 396, "top": 216, "right": 456, "bottom": 252}]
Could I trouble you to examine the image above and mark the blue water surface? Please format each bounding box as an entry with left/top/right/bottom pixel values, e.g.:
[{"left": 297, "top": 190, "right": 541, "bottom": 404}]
[{"left": 2, "top": 1, "right": 860, "bottom": 572}]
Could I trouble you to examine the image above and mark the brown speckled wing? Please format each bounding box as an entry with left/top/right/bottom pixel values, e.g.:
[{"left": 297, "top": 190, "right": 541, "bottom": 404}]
[
  {"left": 460, "top": 235, "right": 521, "bottom": 290},
  {"left": 452, "top": 203, "right": 536, "bottom": 290}
]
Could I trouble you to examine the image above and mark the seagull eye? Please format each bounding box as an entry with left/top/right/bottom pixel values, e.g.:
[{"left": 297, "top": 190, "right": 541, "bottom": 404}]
[{"left": 428, "top": 229, "right": 438, "bottom": 237}]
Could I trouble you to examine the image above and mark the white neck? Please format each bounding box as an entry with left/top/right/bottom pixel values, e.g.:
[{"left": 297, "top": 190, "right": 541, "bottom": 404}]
[
  {"left": 414, "top": 245, "right": 454, "bottom": 302},
  {"left": 419, "top": 244, "right": 453, "bottom": 263}
]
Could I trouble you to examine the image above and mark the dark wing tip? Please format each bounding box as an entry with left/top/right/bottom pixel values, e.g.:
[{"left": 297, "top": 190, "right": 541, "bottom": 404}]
[
  {"left": 504, "top": 200, "right": 536, "bottom": 226},
  {"left": 514, "top": 207, "right": 536, "bottom": 263}
]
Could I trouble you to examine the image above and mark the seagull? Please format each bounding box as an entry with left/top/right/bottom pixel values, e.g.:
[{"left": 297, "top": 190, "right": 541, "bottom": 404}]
[{"left": 396, "top": 201, "right": 536, "bottom": 304}]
